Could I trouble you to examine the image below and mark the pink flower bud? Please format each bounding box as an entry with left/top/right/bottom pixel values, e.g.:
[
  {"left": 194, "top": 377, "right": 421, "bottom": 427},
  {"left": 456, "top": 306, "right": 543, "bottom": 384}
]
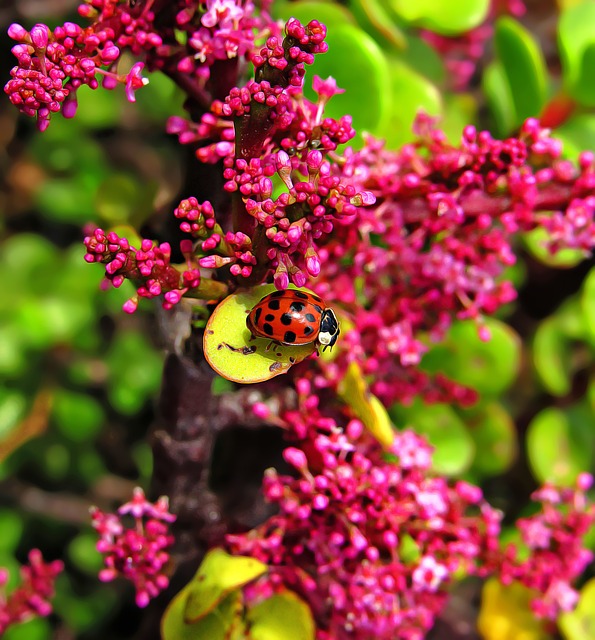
[
  {"left": 8, "top": 23, "right": 28, "bottom": 41},
  {"left": 30, "top": 24, "right": 49, "bottom": 49},
  {"left": 283, "top": 447, "right": 308, "bottom": 471},
  {"left": 123, "top": 298, "right": 138, "bottom": 314}
]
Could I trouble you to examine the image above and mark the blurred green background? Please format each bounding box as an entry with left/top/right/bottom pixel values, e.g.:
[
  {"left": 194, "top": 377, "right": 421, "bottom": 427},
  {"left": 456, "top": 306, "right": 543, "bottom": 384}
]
[{"left": 1, "top": 0, "right": 595, "bottom": 638}]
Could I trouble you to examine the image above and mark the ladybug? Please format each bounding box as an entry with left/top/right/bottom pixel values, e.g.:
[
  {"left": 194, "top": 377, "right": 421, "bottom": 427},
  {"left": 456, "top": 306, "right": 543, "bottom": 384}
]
[{"left": 246, "top": 290, "right": 340, "bottom": 351}]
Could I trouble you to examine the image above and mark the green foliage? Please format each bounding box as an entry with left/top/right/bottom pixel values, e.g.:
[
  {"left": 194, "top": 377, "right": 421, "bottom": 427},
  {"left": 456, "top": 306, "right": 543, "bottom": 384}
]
[
  {"left": 526, "top": 404, "right": 594, "bottom": 485},
  {"left": 558, "top": 0, "right": 595, "bottom": 106},
  {"left": 421, "top": 318, "right": 521, "bottom": 398},
  {"left": 162, "top": 549, "right": 314, "bottom": 640},
  {"left": 493, "top": 17, "right": 548, "bottom": 128},
  {"left": 389, "top": 0, "right": 490, "bottom": 35},
  {"left": 559, "top": 578, "right": 595, "bottom": 640}
]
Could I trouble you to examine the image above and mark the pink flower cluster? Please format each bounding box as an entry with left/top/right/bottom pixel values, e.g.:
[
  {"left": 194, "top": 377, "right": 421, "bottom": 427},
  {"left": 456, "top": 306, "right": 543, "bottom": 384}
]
[
  {"left": 499, "top": 474, "right": 595, "bottom": 619},
  {"left": 4, "top": 0, "right": 276, "bottom": 130},
  {"left": 167, "top": 19, "right": 375, "bottom": 289},
  {"left": 308, "top": 116, "right": 595, "bottom": 406},
  {"left": 83, "top": 228, "right": 200, "bottom": 312},
  {"left": 230, "top": 380, "right": 502, "bottom": 640},
  {"left": 0, "top": 550, "right": 63, "bottom": 634},
  {"left": 234, "top": 381, "right": 595, "bottom": 638},
  {"left": 90, "top": 487, "right": 176, "bottom": 608}
]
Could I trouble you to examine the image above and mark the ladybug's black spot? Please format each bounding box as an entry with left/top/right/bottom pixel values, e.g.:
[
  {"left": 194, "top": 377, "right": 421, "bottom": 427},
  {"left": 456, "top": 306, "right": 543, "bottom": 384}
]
[
  {"left": 263, "top": 323, "right": 274, "bottom": 336},
  {"left": 284, "top": 330, "right": 297, "bottom": 343},
  {"left": 281, "top": 313, "right": 293, "bottom": 326},
  {"left": 254, "top": 307, "right": 262, "bottom": 323},
  {"left": 269, "top": 290, "right": 285, "bottom": 298},
  {"left": 265, "top": 313, "right": 275, "bottom": 322},
  {"left": 290, "top": 302, "right": 305, "bottom": 312},
  {"left": 294, "top": 291, "right": 308, "bottom": 300},
  {"left": 268, "top": 299, "right": 281, "bottom": 310},
  {"left": 313, "top": 305, "right": 323, "bottom": 313},
  {"left": 304, "top": 326, "right": 314, "bottom": 336},
  {"left": 305, "top": 313, "right": 316, "bottom": 322}
]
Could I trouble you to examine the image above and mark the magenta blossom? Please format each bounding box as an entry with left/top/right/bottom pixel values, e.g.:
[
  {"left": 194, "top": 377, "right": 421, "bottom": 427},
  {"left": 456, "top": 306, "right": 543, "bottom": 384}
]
[{"left": 91, "top": 487, "right": 176, "bottom": 608}]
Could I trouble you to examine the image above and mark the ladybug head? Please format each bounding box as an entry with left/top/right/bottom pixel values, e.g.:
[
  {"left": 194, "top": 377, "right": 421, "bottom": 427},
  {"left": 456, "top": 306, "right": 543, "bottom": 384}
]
[{"left": 318, "top": 308, "right": 340, "bottom": 351}]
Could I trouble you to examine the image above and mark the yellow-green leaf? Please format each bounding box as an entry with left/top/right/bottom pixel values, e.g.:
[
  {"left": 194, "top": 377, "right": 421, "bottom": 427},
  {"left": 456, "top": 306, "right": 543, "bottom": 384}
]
[
  {"left": 184, "top": 548, "right": 267, "bottom": 623},
  {"left": 559, "top": 578, "right": 595, "bottom": 640},
  {"left": 162, "top": 588, "right": 245, "bottom": 640},
  {"left": 477, "top": 578, "right": 550, "bottom": 640},
  {"left": 247, "top": 590, "right": 315, "bottom": 640},
  {"left": 203, "top": 285, "right": 318, "bottom": 384},
  {"left": 338, "top": 362, "right": 395, "bottom": 448}
]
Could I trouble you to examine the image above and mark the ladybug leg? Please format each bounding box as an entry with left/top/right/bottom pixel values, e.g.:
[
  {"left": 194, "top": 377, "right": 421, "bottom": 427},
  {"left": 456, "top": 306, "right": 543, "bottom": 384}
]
[{"left": 265, "top": 340, "right": 275, "bottom": 351}]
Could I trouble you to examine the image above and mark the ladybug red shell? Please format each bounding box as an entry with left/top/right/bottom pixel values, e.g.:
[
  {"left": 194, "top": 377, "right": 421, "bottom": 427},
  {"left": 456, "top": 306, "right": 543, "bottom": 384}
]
[{"left": 246, "top": 290, "right": 340, "bottom": 351}]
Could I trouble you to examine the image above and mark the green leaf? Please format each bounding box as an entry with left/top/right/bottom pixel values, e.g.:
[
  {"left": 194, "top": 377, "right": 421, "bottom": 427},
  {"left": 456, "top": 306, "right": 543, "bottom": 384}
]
[
  {"left": 482, "top": 62, "right": 516, "bottom": 137},
  {"left": 494, "top": 17, "right": 548, "bottom": 126},
  {"left": 35, "top": 175, "right": 100, "bottom": 224},
  {"left": 247, "top": 590, "right": 315, "bottom": 640},
  {"left": 106, "top": 332, "right": 163, "bottom": 414},
  {"left": 464, "top": 402, "right": 518, "bottom": 477},
  {"left": 3, "top": 617, "right": 51, "bottom": 640},
  {"left": 523, "top": 226, "right": 587, "bottom": 268},
  {"left": 559, "top": 578, "right": 595, "bottom": 640},
  {"left": 388, "top": 0, "right": 490, "bottom": 35},
  {"left": 526, "top": 404, "right": 594, "bottom": 485},
  {"left": 556, "top": 114, "right": 595, "bottom": 162},
  {"left": 204, "top": 285, "right": 317, "bottom": 384},
  {"left": 95, "top": 174, "right": 147, "bottom": 225},
  {"left": 421, "top": 318, "right": 521, "bottom": 397},
  {"left": 273, "top": 1, "right": 355, "bottom": 27},
  {"left": 74, "top": 84, "right": 124, "bottom": 129},
  {"left": 162, "top": 589, "right": 244, "bottom": 640},
  {"left": 533, "top": 317, "right": 573, "bottom": 396},
  {"left": 0, "top": 509, "right": 24, "bottom": 552},
  {"left": 302, "top": 24, "right": 392, "bottom": 143},
  {"left": 347, "top": 0, "right": 407, "bottom": 51},
  {"left": 53, "top": 576, "right": 118, "bottom": 633},
  {"left": 67, "top": 533, "right": 104, "bottom": 574},
  {"left": 338, "top": 362, "right": 395, "bottom": 449},
  {"left": 52, "top": 391, "right": 104, "bottom": 442},
  {"left": 581, "top": 267, "right": 595, "bottom": 347},
  {"left": 559, "top": 1, "right": 595, "bottom": 106},
  {"left": 382, "top": 58, "right": 442, "bottom": 147},
  {"left": 391, "top": 400, "right": 475, "bottom": 476},
  {"left": 184, "top": 549, "right": 267, "bottom": 623},
  {"left": 0, "top": 390, "right": 27, "bottom": 441},
  {"left": 478, "top": 578, "right": 550, "bottom": 640}
]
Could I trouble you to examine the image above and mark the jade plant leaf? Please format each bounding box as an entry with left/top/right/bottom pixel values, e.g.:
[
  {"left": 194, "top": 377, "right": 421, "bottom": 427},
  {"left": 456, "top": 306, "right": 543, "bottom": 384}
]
[
  {"left": 526, "top": 404, "right": 595, "bottom": 485},
  {"left": 203, "top": 285, "right": 319, "bottom": 383},
  {"left": 478, "top": 578, "right": 549, "bottom": 640},
  {"left": 463, "top": 402, "right": 518, "bottom": 478},
  {"left": 556, "top": 114, "right": 595, "bottom": 162},
  {"left": 523, "top": 226, "right": 587, "bottom": 269},
  {"left": 559, "top": 1, "right": 595, "bottom": 106},
  {"left": 247, "top": 590, "right": 315, "bottom": 640},
  {"left": 391, "top": 400, "right": 475, "bottom": 476},
  {"left": 559, "top": 578, "right": 595, "bottom": 640},
  {"left": 421, "top": 318, "right": 521, "bottom": 397},
  {"left": 388, "top": 0, "right": 490, "bottom": 35},
  {"left": 483, "top": 61, "right": 516, "bottom": 136},
  {"left": 494, "top": 17, "right": 548, "bottom": 127},
  {"left": 338, "top": 362, "right": 395, "bottom": 448},
  {"left": 581, "top": 267, "right": 595, "bottom": 347},
  {"left": 533, "top": 295, "right": 589, "bottom": 396},
  {"left": 162, "top": 588, "right": 245, "bottom": 640},
  {"left": 382, "top": 57, "right": 442, "bottom": 148},
  {"left": 184, "top": 548, "right": 267, "bottom": 623}
]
